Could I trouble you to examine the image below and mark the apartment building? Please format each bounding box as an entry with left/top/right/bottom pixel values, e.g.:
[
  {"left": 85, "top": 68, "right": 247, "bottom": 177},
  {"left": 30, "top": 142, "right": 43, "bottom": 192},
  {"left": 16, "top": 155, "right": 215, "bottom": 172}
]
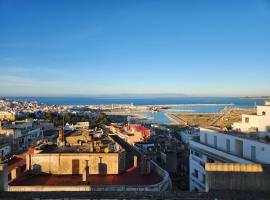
[
  {"left": 1, "top": 121, "right": 41, "bottom": 151},
  {"left": 189, "top": 128, "right": 270, "bottom": 192}
]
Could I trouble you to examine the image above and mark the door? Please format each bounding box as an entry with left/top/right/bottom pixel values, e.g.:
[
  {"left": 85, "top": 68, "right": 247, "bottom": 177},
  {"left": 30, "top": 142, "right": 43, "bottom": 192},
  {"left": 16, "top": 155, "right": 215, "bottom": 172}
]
[
  {"left": 235, "top": 139, "right": 243, "bottom": 157},
  {"left": 72, "top": 159, "right": 80, "bottom": 174},
  {"left": 251, "top": 146, "right": 256, "bottom": 161}
]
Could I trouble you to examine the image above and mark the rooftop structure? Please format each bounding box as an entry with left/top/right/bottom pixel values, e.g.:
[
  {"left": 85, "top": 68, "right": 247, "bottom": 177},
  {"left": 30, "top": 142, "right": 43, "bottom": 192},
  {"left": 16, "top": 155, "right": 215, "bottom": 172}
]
[
  {"left": 233, "top": 101, "right": 270, "bottom": 136},
  {"left": 109, "top": 124, "right": 150, "bottom": 145}
]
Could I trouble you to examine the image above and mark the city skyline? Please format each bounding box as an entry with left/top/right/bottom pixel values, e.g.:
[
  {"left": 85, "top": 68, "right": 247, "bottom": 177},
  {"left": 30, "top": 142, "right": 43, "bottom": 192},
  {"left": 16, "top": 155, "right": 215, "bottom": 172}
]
[{"left": 1, "top": 0, "right": 270, "bottom": 96}]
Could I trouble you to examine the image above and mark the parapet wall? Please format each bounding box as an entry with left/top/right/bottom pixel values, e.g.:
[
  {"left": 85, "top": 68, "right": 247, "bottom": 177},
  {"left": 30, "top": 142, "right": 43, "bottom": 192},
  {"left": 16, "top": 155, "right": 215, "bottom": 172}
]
[
  {"left": 27, "top": 151, "right": 126, "bottom": 175},
  {"left": 206, "top": 166, "right": 270, "bottom": 192},
  {"left": 7, "top": 160, "right": 171, "bottom": 192}
]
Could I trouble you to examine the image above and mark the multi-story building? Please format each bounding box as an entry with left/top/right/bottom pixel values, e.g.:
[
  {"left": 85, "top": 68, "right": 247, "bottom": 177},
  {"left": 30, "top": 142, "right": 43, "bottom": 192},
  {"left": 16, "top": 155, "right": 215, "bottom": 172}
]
[
  {"left": 189, "top": 128, "right": 270, "bottom": 192},
  {"left": 189, "top": 101, "right": 270, "bottom": 192},
  {"left": 233, "top": 101, "right": 270, "bottom": 136},
  {"left": 0, "top": 121, "right": 41, "bottom": 151}
]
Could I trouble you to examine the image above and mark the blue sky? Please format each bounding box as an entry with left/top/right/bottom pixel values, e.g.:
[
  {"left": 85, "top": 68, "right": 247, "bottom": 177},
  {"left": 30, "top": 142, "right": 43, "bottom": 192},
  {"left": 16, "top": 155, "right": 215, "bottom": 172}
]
[{"left": 0, "top": 0, "right": 270, "bottom": 97}]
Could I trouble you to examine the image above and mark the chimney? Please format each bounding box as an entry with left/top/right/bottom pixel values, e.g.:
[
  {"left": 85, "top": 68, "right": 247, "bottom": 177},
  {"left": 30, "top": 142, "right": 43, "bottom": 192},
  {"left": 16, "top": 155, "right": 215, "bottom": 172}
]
[
  {"left": 58, "top": 127, "right": 65, "bottom": 146},
  {"left": 82, "top": 160, "right": 90, "bottom": 183}
]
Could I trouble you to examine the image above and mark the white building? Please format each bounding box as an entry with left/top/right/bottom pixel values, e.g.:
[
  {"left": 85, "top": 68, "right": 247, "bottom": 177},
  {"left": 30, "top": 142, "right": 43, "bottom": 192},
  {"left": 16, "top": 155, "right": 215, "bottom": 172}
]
[
  {"left": 1, "top": 121, "right": 41, "bottom": 150},
  {"left": 74, "top": 122, "right": 89, "bottom": 129},
  {"left": 17, "top": 128, "right": 41, "bottom": 149},
  {"left": 179, "top": 127, "right": 200, "bottom": 144},
  {"left": 233, "top": 101, "right": 270, "bottom": 136},
  {"left": 189, "top": 128, "right": 270, "bottom": 192}
]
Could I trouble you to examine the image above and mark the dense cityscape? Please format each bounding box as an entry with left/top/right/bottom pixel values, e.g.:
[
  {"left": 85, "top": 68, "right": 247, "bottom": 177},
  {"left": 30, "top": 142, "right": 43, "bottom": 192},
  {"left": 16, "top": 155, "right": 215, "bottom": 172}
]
[
  {"left": 1, "top": 0, "right": 270, "bottom": 199},
  {"left": 0, "top": 97, "right": 270, "bottom": 199}
]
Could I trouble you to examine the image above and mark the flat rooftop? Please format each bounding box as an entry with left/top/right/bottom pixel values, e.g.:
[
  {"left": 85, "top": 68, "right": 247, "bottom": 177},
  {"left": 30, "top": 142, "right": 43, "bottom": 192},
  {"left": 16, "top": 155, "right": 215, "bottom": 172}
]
[{"left": 10, "top": 166, "right": 162, "bottom": 186}]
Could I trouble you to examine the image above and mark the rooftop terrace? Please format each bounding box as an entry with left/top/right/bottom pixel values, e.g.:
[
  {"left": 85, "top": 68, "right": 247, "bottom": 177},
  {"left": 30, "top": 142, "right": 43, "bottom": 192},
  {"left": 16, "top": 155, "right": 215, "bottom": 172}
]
[{"left": 9, "top": 166, "right": 161, "bottom": 186}]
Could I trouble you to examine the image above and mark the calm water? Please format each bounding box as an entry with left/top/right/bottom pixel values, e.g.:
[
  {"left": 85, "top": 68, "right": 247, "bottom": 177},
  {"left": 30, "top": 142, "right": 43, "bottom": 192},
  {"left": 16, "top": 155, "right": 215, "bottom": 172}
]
[
  {"left": 5, "top": 96, "right": 264, "bottom": 107},
  {"left": 5, "top": 96, "right": 264, "bottom": 124}
]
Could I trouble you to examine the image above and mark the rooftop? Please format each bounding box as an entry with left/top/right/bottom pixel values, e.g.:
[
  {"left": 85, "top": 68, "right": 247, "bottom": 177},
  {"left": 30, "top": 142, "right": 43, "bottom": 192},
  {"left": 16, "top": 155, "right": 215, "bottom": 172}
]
[
  {"left": 10, "top": 166, "right": 161, "bottom": 186},
  {"left": 37, "top": 144, "right": 121, "bottom": 154},
  {"left": 7, "top": 155, "right": 26, "bottom": 173}
]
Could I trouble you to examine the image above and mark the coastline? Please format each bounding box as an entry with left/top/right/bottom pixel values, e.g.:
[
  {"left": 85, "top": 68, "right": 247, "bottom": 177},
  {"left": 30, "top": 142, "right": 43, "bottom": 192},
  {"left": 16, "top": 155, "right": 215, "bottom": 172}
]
[
  {"left": 164, "top": 113, "right": 187, "bottom": 125},
  {"left": 144, "top": 103, "right": 234, "bottom": 107}
]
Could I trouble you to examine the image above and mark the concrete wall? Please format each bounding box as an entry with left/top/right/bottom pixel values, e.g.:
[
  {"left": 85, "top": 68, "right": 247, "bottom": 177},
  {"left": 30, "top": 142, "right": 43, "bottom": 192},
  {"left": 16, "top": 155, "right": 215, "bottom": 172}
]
[
  {"left": 206, "top": 166, "right": 270, "bottom": 192},
  {"left": 27, "top": 151, "right": 126, "bottom": 175}
]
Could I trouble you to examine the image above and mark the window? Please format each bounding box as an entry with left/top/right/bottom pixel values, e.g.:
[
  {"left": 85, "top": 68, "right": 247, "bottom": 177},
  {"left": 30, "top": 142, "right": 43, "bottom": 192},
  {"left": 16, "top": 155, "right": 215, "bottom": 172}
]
[
  {"left": 214, "top": 136, "right": 217, "bottom": 148},
  {"left": 251, "top": 146, "right": 256, "bottom": 161},
  {"left": 226, "top": 139, "right": 231, "bottom": 153},
  {"left": 204, "top": 133, "right": 208, "bottom": 144},
  {"left": 245, "top": 117, "right": 249, "bottom": 123},
  {"left": 235, "top": 139, "right": 243, "bottom": 157},
  {"left": 262, "top": 111, "right": 266, "bottom": 115}
]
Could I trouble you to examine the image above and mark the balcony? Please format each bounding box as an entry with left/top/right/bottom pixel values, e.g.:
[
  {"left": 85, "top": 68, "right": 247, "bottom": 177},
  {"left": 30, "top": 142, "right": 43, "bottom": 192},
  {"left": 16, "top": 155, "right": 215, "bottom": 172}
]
[
  {"left": 190, "top": 140, "right": 254, "bottom": 164},
  {"left": 190, "top": 173, "right": 205, "bottom": 191},
  {"left": 190, "top": 155, "right": 205, "bottom": 169}
]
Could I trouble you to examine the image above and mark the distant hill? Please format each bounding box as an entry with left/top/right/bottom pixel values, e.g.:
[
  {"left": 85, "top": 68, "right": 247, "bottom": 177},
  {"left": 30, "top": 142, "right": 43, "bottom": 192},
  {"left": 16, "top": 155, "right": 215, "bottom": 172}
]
[{"left": 241, "top": 96, "right": 270, "bottom": 100}]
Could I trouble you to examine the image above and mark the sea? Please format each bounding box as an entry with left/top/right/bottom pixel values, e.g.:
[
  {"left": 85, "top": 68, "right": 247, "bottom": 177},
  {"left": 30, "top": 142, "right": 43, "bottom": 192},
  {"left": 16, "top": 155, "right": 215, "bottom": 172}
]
[{"left": 5, "top": 97, "right": 265, "bottom": 124}]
